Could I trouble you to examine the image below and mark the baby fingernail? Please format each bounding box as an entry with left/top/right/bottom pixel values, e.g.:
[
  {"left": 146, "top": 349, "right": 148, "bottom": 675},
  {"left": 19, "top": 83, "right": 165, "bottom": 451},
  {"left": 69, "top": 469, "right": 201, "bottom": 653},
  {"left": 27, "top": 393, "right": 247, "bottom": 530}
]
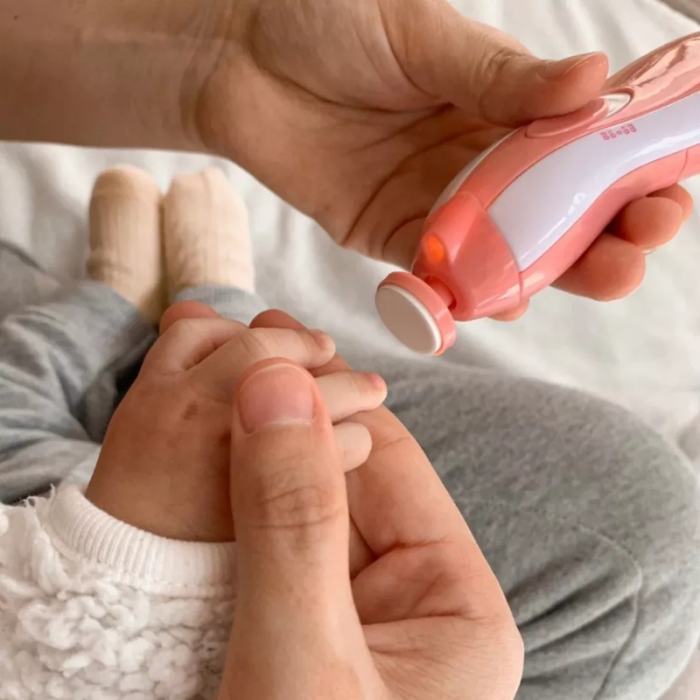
[
  {"left": 365, "top": 373, "right": 387, "bottom": 391},
  {"left": 310, "top": 330, "right": 335, "bottom": 352},
  {"left": 238, "top": 364, "right": 315, "bottom": 433}
]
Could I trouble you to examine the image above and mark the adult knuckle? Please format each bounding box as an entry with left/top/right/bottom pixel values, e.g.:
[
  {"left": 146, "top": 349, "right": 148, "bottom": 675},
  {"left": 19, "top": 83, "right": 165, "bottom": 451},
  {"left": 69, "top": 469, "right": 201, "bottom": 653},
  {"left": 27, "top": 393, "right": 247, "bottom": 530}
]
[
  {"left": 447, "top": 613, "right": 523, "bottom": 697},
  {"left": 491, "top": 614, "right": 523, "bottom": 659},
  {"left": 371, "top": 431, "right": 416, "bottom": 460},
  {"left": 249, "top": 461, "right": 342, "bottom": 533},
  {"left": 475, "top": 45, "right": 520, "bottom": 120},
  {"left": 474, "top": 610, "right": 523, "bottom": 667},
  {"left": 477, "top": 45, "right": 513, "bottom": 86}
]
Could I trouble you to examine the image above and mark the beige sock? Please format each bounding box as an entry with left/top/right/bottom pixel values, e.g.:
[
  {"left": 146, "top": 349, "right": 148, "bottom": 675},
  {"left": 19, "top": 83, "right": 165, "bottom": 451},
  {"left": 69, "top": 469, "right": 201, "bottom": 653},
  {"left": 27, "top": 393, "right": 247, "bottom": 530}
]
[
  {"left": 86, "top": 166, "right": 165, "bottom": 325},
  {"left": 163, "top": 168, "right": 254, "bottom": 298}
]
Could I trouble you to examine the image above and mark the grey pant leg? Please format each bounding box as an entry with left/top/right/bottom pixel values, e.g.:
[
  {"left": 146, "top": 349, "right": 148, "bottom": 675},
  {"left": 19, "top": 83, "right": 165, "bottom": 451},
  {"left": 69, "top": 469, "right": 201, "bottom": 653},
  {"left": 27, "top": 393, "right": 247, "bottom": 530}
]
[
  {"left": 174, "top": 285, "right": 267, "bottom": 323},
  {"left": 377, "top": 362, "right": 700, "bottom": 700},
  {"left": 0, "top": 271, "right": 265, "bottom": 503},
  {"left": 0, "top": 242, "right": 62, "bottom": 319},
  {"left": 0, "top": 250, "right": 156, "bottom": 501}
]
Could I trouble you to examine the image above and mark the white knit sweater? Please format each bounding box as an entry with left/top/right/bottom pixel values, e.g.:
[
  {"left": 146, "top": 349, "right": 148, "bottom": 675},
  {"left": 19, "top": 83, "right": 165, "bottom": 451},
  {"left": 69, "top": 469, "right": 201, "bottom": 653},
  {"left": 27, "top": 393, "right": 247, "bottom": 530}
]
[{"left": 0, "top": 486, "right": 237, "bottom": 700}]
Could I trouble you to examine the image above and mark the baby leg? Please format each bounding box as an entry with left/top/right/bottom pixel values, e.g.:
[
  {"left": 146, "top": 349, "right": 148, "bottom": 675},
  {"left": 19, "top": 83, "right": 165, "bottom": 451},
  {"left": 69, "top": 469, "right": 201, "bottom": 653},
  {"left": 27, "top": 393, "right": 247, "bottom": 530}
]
[
  {"left": 163, "top": 169, "right": 267, "bottom": 323},
  {"left": 87, "top": 165, "right": 166, "bottom": 325},
  {"left": 0, "top": 168, "right": 163, "bottom": 501},
  {"left": 0, "top": 242, "right": 61, "bottom": 320}
]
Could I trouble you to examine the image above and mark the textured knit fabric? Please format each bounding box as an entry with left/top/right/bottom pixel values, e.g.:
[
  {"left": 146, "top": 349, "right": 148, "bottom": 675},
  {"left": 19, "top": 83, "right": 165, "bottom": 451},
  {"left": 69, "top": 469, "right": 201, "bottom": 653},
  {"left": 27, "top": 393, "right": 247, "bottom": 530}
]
[
  {"left": 87, "top": 166, "right": 166, "bottom": 325},
  {"left": 0, "top": 242, "right": 700, "bottom": 699},
  {"left": 163, "top": 169, "right": 255, "bottom": 297},
  {"left": 0, "top": 485, "right": 235, "bottom": 700}
]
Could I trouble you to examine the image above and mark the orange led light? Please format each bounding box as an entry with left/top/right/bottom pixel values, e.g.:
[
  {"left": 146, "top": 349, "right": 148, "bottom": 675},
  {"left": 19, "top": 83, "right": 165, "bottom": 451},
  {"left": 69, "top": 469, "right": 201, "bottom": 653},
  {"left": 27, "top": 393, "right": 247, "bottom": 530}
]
[{"left": 424, "top": 235, "right": 445, "bottom": 264}]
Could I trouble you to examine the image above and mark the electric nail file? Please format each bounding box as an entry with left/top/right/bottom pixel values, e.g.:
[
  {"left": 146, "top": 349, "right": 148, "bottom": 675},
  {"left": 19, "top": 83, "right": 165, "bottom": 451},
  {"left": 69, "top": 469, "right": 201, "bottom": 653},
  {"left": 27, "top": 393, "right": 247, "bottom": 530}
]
[{"left": 376, "top": 33, "right": 700, "bottom": 355}]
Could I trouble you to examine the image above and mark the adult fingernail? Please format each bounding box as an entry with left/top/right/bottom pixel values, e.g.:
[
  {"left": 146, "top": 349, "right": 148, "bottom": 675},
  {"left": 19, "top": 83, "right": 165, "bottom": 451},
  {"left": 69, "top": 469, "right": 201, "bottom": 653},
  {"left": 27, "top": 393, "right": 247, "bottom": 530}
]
[
  {"left": 539, "top": 52, "right": 601, "bottom": 80},
  {"left": 238, "top": 364, "right": 315, "bottom": 434}
]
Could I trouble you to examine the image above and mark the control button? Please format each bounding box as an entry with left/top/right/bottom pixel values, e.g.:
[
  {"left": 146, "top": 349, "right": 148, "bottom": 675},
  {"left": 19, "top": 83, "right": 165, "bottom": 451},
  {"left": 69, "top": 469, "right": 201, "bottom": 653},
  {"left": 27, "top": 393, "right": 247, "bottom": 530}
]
[
  {"left": 603, "top": 91, "right": 632, "bottom": 117},
  {"left": 526, "top": 97, "right": 608, "bottom": 139}
]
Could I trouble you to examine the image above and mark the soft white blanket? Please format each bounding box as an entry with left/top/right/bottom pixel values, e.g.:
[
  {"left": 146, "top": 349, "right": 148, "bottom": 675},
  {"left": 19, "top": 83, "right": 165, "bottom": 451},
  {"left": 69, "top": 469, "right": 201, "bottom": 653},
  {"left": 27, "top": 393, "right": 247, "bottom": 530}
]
[{"left": 1, "top": 0, "right": 699, "bottom": 460}]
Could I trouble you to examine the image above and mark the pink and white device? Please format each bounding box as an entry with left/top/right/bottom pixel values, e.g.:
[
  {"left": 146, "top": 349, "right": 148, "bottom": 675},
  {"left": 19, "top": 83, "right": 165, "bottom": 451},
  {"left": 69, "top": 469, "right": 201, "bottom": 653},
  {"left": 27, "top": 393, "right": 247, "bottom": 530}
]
[{"left": 376, "top": 33, "right": 700, "bottom": 355}]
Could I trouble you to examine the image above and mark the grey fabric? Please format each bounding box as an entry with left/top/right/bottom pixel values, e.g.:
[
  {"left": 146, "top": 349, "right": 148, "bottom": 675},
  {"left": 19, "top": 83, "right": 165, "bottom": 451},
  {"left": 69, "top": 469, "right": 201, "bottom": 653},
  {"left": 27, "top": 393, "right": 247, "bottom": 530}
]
[
  {"left": 0, "top": 275, "right": 156, "bottom": 501},
  {"left": 0, "top": 241, "right": 699, "bottom": 698},
  {"left": 175, "top": 284, "right": 268, "bottom": 326},
  {"left": 0, "top": 255, "right": 264, "bottom": 504},
  {"left": 0, "top": 242, "right": 62, "bottom": 318},
  {"left": 375, "top": 362, "right": 700, "bottom": 700},
  {"left": 661, "top": 0, "right": 700, "bottom": 22}
]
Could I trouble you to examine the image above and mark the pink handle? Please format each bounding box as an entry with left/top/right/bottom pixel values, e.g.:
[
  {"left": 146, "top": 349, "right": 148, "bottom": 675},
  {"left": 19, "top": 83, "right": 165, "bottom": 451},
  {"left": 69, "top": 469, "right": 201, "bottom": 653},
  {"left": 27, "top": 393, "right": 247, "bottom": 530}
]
[
  {"left": 604, "top": 32, "right": 700, "bottom": 110},
  {"left": 376, "top": 32, "right": 700, "bottom": 356}
]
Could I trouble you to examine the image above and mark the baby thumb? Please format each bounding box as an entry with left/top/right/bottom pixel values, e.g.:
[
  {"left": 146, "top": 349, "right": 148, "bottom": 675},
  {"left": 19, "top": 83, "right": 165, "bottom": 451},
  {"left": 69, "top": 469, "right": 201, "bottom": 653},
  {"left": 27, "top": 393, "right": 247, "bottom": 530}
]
[
  {"left": 230, "top": 359, "right": 352, "bottom": 622},
  {"left": 390, "top": 0, "right": 609, "bottom": 124}
]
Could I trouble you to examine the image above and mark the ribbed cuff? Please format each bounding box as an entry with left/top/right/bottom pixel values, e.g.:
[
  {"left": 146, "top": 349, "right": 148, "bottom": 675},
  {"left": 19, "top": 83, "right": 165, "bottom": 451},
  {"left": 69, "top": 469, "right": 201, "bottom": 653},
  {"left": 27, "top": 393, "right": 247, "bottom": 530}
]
[
  {"left": 44, "top": 485, "right": 237, "bottom": 597},
  {"left": 175, "top": 285, "right": 267, "bottom": 325}
]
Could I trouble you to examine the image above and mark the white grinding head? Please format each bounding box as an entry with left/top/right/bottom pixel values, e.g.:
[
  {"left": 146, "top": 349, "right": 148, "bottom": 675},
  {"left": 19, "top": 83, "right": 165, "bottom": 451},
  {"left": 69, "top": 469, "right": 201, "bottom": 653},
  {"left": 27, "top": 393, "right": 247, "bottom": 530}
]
[{"left": 375, "top": 284, "right": 444, "bottom": 355}]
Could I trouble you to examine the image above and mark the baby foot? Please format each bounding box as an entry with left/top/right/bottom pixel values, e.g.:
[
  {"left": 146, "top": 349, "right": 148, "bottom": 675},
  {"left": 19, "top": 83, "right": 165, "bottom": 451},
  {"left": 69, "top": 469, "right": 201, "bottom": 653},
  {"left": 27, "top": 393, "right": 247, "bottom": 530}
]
[
  {"left": 162, "top": 169, "right": 254, "bottom": 298},
  {"left": 86, "top": 166, "right": 165, "bottom": 325}
]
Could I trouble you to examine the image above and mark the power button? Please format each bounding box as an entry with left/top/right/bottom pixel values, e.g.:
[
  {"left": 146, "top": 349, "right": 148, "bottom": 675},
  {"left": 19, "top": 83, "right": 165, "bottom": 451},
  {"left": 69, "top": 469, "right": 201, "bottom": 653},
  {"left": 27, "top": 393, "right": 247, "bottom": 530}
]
[
  {"left": 526, "top": 97, "right": 609, "bottom": 139},
  {"left": 525, "top": 93, "right": 633, "bottom": 139}
]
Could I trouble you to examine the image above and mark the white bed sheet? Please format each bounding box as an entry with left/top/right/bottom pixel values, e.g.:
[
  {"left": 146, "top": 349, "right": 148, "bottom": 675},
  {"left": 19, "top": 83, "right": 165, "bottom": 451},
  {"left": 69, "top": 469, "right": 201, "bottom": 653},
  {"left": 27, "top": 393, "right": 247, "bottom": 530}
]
[{"left": 1, "top": 0, "right": 700, "bottom": 459}]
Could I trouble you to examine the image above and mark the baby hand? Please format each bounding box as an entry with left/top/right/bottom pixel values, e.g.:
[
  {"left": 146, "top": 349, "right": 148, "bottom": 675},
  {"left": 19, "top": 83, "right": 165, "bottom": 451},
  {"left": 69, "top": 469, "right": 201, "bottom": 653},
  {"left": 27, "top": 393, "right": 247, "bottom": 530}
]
[{"left": 85, "top": 304, "right": 387, "bottom": 542}]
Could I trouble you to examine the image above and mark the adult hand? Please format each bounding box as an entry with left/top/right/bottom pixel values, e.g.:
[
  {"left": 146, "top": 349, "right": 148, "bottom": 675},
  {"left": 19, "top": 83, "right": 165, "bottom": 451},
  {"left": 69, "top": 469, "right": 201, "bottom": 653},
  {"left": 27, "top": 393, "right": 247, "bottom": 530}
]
[
  {"left": 4, "top": 2, "right": 692, "bottom": 318},
  {"left": 197, "top": 0, "right": 692, "bottom": 317},
  {"left": 85, "top": 310, "right": 387, "bottom": 542},
  {"left": 218, "top": 353, "right": 523, "bottom": 699},
  {"left": 87, "top": 299, "right": 522, "bottom": 696}
]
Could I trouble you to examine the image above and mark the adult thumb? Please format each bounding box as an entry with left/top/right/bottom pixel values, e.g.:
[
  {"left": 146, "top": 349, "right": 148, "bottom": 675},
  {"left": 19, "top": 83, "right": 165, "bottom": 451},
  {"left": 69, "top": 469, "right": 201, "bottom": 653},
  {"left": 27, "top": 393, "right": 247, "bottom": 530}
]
[
  {"left": 389, "top": 0, "right": 609, "bottom": 124},
  {"left": 229, "top": 359, "right": 353, "bottom": 623}
]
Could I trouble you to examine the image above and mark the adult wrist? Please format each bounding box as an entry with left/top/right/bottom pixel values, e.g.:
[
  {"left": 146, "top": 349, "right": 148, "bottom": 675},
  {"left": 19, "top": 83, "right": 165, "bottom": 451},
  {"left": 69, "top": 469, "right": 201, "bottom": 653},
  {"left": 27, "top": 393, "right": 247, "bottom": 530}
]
[{"left": 0, "top": 0, "right": 235, "bottom": 152}]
